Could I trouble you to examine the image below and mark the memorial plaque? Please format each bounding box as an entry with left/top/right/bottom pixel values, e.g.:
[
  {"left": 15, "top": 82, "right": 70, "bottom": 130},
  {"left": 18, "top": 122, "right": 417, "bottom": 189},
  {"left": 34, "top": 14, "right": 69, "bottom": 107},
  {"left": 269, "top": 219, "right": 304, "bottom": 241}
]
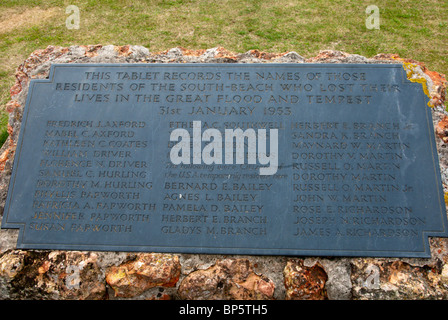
[{"left": 2, "top": 63, "right": 448, "bottom": 257}]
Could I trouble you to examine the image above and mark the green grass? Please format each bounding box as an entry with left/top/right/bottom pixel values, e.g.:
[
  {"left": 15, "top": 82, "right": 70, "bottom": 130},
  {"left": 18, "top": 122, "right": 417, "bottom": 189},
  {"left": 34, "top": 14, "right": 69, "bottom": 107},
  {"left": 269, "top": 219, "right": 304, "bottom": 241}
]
[{"left": 0, "top": 0, "right": 447, "bottom": 147}]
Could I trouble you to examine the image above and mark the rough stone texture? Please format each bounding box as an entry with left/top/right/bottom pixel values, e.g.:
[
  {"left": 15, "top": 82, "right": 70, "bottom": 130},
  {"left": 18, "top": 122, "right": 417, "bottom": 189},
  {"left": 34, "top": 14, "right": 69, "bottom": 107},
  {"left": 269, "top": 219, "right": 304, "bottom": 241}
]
[
  {"left": 106, "top": 253, "right": 181, "bottom": 299},
  {"left": 351, "top": 258, "right": 448, "bottom": 300},
  {"left": 178, "top": 258, "right": 275, "bottom": 300},
  {"left": 284, "top": 259, "right": 328, "bottom": 300},
  {"left": 436, "top": 116, "right": 448, "bottom": 143},
  {"left": 318, "top": 258, "right": 353, "bottom": 300},
  {"left": 0, "top": 250, "right": 105, "bottom": 300},
  {"left": 0, "top": 45, "right": 447, "bottom": 300}
]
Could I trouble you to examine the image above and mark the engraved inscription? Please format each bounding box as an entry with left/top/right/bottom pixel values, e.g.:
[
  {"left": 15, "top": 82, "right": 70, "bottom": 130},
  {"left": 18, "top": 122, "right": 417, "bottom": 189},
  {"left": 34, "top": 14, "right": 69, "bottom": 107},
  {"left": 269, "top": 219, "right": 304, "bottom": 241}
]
[
  {"left": 3, "top": 64, "right": 447, "bottom": 257},
  {"left": 32, "top": 119, "right": 154, "bottom": 235}
]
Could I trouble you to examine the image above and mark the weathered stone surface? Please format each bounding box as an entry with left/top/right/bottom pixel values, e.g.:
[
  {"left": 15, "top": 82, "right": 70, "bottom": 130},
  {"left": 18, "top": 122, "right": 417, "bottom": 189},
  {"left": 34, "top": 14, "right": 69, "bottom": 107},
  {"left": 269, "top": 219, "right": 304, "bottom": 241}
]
[
  {"left": 436, "top": 115, "right": 448, "bottom": 143},
  {"left": 0, "top": 45, "right": 447, "bottom": 300},
  {"left": 319, "top": 258, "right": 352, "bottom": 300},
  {"left": 0, "top": 250, "right": 105, "bottom": 300},
  {"left": 178, "top": 258, "right": 275, "bottom": 300},
  {"left": 105, "top": 253, "right": 181, "bottom": 298},
  {"left": 351, "top": 258, "right": 448, "bottom": 300},
  {"left": 284, "top": 259, "right": 328, "bottom": 300}
]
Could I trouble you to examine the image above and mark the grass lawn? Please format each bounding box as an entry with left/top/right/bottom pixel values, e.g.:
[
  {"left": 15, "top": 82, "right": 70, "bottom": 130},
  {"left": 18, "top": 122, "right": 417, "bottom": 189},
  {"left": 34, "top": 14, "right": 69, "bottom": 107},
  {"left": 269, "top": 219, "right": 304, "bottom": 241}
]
[{"left": 0, "top": 0, "right": 447, "bottom": 146}]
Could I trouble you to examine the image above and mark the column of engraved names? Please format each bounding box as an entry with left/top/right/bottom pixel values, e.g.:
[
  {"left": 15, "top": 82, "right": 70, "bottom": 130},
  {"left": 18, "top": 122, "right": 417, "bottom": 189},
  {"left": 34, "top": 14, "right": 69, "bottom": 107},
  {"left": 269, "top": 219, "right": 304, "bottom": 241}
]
[
  {"left": 162, "top": 130, "right": 270, "bottom": 238},
  {"left": 30, "top": 119, "right": 154, "bottom": 235},
  {"left": 290, "top": 121, "right": 423, "bottom": 239},
  {"left": 159, "top": 70, "right": 284, "bottom": 239}
]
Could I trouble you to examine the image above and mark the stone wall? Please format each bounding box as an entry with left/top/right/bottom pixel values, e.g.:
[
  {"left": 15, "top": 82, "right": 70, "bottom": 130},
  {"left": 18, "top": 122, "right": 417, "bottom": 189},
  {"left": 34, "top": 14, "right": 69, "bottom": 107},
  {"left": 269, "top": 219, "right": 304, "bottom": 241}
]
[{"left": 0, "top": 45, "right": 447, "bottom": 300}]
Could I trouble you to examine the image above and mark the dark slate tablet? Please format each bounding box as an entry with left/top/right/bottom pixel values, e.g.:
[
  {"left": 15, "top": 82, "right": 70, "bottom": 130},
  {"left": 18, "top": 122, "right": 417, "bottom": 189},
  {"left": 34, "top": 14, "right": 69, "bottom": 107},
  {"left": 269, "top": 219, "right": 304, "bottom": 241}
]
[{"left": 2, "top": 63, "right": 447, "bottom": 257}]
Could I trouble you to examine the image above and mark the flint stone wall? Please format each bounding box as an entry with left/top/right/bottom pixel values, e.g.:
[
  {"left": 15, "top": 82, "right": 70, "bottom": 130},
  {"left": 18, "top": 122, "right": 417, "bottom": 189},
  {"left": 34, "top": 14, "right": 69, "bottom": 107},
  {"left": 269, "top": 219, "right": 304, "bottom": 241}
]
[{"left": 0, "top": 45, "right": 447, "bottom": 300}]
